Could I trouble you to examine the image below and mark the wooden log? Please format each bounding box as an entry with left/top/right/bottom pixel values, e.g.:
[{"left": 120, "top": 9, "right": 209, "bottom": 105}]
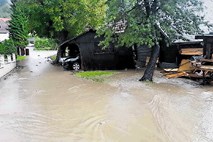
[
  {"left": 165, "top": 72, "right": 188, "bottom": 79},
  {"left": 164, "top": 68, "right": 179, "bottom": 72},
  {"left": 200, "top": 58, "right": 213, "bottom": 63},
  {"left": 178, "top": 59, "right": 195, "bottom": 72},
  {"left": 180, "top": 48, "right": 203, "bottom": 55}
]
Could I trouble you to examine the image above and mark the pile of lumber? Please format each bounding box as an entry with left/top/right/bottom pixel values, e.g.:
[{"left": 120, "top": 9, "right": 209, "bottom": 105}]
[
  {"left": 164, "top": 59, "right": 195, "bottom": 79},
  {"left": 165, "top": 72, "right": 188, "bottom": 79},
  {"left": 163, "top": 59, "right": 213, "bottom": 80}
]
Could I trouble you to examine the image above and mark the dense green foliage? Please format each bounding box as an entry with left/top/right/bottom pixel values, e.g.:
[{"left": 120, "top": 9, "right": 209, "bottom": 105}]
[
  {"left": 0, "top": 39, "right": 16, "bottom": 54},
  {"left": 34, "top": 37, "right": 57, "bottom": 50},
  {"left": 12, "top": 0, "right": 106, "bottom": 42},
  {"left": 8, "top": 1, "right": 29, "bottom": 48},
  {"left": 99, "top": 0, "right": 211, "bottom": 47},
  {"left": 75, "top": 71, "right": 115, "bottom": 82}
]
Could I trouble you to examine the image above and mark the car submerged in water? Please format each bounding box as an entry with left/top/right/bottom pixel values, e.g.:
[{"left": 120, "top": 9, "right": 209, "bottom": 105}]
[{"left": 60, "top": 56, "right": 81, "bottom": 71}]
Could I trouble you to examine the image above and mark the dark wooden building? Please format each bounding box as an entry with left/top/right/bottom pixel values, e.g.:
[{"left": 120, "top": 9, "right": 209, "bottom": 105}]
[
  {"left": 159, "top": 41, "right": 203, "bottom": 68},
  {"left": 59, "top": 30, "right": 135, "bottom": 70},
  {"left": 196, "top": 34, "right": 213, "bottom": 59}
]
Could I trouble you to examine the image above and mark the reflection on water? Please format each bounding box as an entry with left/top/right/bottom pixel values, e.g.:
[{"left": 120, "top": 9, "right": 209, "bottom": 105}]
[{"left": 0, "top": 48, "right": 213, "bottom": 142}]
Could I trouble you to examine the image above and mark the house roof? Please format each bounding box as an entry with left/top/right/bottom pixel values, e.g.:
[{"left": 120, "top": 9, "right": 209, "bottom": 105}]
[
  {"left": 0, "top": 18, "right": 11, "bottom": 22},
  {"left": 172, "top": 41, "right": 203, "bottom": 46},
  {"left": 59, "top": 29, "right": 96, "bottom": 47},
  {"left": 195, "top": 33, "right": 213, "bottom": 39},
  {"left": 0, "top": 18, "right": 10, "bottom": 33}
]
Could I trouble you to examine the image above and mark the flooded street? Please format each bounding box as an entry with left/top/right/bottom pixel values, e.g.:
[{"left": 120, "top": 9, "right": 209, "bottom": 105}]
[{"left": 0, "top": 48, "right": 213, "bottom": 142}]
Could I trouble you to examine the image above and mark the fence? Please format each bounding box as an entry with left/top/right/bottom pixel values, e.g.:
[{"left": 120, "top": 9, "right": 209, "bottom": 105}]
[{"left": 0, "top": 53, "right": 16, "bottom": 78}]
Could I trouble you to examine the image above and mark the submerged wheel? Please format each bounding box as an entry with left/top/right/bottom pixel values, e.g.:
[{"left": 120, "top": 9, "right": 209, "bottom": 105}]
[{"left": 72, "top": 62, "right": 80, "bottom": 71}]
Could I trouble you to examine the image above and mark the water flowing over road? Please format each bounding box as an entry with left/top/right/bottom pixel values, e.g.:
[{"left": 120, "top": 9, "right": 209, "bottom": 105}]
[{"left": 0, "top": 48, "right": 213, "bottom": 142}]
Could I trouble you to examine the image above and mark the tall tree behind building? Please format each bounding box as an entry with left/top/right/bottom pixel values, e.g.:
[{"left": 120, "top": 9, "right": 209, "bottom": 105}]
[{"left": 99, "top": 0, "right": 212, "bottom": 81}]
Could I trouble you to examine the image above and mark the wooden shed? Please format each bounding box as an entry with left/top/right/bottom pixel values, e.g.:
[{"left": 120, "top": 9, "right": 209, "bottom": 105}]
[
  {"left": 159, "top": 41, "right": 203, "bottom": 68},
  {"left": 195, "top": 34, "right": 213, "bottom": 59},
  {"left": 59, "top": 30, "right": 135, "bottom": 70}
]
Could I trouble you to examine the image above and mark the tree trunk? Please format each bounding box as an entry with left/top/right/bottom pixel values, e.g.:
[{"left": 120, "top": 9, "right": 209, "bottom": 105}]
[
  {"left": 139, "top": 44, "right": 160, "bottom": 81},
  {"left": 53, "top": 47, "right": 63, "bottom": 64},
  {"left": 53, "top": 30, "right": 69, "bottom": 64}
]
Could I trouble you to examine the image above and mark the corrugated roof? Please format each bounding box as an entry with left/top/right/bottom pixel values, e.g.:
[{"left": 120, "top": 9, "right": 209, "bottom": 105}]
[{"left": 0, "top": 18, "right": 11, "bottom": 22}]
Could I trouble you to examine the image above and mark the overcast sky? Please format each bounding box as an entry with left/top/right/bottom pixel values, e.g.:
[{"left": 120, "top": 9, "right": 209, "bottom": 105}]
[{"left": 202, "top": 0, "right": 213, "bottom": 24}]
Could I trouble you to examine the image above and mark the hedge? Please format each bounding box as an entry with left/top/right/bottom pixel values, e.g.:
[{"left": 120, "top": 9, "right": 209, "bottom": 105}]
[{"left": 0, "top": 39, "right": 17, "bottom": 55}]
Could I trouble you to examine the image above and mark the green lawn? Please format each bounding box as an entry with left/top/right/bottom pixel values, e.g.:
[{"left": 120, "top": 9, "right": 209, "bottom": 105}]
[
  {"left": 17, "top": 55, "right": 27, "bottom": 61},
  {"left": 75, "top": 71, "right": 116, "bottom": 82}
]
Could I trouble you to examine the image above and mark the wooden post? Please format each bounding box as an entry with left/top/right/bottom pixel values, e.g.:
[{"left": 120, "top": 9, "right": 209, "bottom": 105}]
[
  {"left": 12, "top": 53, "right": 16, "bottom": 62},
  {"left": 0, "top": 54, "right": 4, "bottom": 68},
  {"left": 26, "top": 49, "right": 29, "bottom": 56}
]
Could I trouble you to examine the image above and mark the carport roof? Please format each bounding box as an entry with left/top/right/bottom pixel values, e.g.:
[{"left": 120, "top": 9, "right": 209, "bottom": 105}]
[{"left": 59, "top": 29, "right": 96, "bottom": 47}]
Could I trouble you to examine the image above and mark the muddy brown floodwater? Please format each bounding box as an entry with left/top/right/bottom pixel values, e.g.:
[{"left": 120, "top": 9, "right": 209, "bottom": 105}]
[{"left": 0, "top": 47, "right": 213, "bottom": 142}]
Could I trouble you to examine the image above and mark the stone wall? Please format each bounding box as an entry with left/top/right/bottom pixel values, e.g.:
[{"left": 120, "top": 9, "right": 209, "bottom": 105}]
[{"left": 0, "top": 53, "right": 16, "bottom": 78}]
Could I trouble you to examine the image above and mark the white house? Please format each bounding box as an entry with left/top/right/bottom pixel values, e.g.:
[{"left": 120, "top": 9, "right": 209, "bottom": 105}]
[{"left": 0, "top": 18, "right": 10, "bottom": 42}]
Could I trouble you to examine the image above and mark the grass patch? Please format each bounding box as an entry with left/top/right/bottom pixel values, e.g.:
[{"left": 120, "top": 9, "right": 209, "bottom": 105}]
[
  {"left": 17, "top": 55, "right": 27, "bottom": 61},
  {"left": 75, "top": 71, "right": 115, "bottom": 82}
]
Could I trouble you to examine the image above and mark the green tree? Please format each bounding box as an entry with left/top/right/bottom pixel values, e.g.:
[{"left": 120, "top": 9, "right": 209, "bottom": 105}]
[
  {"left": 9, "top": 1, "right": 29, "bottom": 49},
  {"left": 99, "top": 0, "right": 211, "bottom": 81},
  {"left": 13, "top": 0, "right": 106, "bottom": 62}
]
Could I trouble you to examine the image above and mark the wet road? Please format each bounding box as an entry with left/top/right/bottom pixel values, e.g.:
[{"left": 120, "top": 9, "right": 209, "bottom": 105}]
[{"left": 0, "top": 48, "right": 213, "bottom": 142}]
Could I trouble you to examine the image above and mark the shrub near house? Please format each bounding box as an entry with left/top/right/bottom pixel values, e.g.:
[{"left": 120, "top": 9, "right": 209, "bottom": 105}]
[
  {"left": 0, "top": 39, "right": 16, "bottom": 55},
  {"left": 0, "top": 39, "right": 17, "bottom": 78}
]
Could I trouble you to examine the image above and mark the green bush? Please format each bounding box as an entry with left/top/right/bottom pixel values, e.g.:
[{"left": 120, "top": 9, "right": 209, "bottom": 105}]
[
  {"left": 17, "top": 55, "right": 27, "bottom": 61},
  {"left": 34, "top": 37, "right": 57, "bottom": 50},
  {"left": 0, "top": 39, "right": 16, "bottom": 55}
]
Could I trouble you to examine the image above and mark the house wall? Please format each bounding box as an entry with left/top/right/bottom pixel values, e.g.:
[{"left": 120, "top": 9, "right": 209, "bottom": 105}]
[
  {"left": 81, "top": 35, "right": 115, "bottom": 69},
  {"left": 0, "top": 19, "right": 10, "bottom": 42},
  {"left": 75, "top": 31, "right": 134, "bottom": 70},
  {"left": 0, "top": 32, "right": 9, "bottom": 42},
  {"left": 203, "top": 38, "right": 213, "bottom": 59},
  {"left": 135, "top": 45, "right": 151, "bottom": 68},
  {"left": 160, "top": 45, "right": 178, "bottom": 63}
]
